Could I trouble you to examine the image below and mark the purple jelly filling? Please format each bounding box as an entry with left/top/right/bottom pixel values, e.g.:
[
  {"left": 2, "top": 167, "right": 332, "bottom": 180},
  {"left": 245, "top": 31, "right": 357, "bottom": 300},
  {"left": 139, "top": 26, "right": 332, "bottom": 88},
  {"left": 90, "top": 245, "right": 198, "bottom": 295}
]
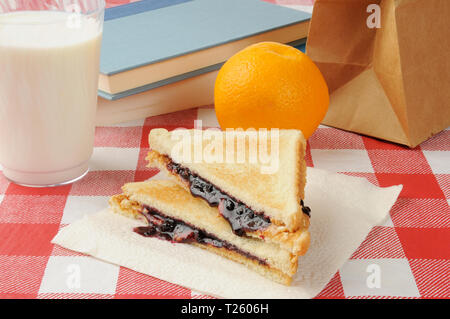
[
  {"left": 134, "top": 205, "right": 268, "bottom": 265},
  {"left": 165, "top": 157, "right": 311, "bottom": 236}
]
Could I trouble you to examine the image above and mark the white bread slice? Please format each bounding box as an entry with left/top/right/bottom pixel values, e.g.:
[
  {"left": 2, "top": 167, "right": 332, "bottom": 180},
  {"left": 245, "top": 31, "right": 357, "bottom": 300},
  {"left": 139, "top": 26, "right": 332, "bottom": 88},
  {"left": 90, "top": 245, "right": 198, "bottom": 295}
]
[
  {"left": 147, "top": 128, "right": 307, "bottom": 232},
  {"left": 109, "top": 180, "right": 299, "bottom": 285},
  {"left": 147, "top": 150, "right": 310, "bottom": 256}
]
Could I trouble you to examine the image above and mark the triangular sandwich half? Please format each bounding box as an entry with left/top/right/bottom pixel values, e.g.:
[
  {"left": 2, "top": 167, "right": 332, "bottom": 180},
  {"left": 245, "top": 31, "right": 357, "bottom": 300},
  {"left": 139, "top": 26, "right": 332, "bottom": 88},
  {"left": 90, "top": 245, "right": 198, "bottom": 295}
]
[
  {"left": 146, "top": 128, "right": 310, "bottom": 256},
  {"left": 110, "top": 180, "right": 300, "bottom": 285}
]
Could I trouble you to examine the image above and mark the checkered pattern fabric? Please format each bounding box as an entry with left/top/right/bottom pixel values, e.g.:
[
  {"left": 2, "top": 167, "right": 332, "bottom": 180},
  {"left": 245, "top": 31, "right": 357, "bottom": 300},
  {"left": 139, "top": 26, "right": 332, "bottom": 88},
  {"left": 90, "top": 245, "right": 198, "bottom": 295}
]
[
  {"left": 0, "top": 0, "right": 448, "bottom": 300},
  {"left": 1, "top": 106, "right": 448, "bottom": 299}
]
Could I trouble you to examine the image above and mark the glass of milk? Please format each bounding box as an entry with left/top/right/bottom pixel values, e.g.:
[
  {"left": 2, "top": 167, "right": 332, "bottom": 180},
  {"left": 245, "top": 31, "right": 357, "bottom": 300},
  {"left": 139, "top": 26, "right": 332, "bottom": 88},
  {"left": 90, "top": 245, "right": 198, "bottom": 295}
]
[{"left": 0, "top": 0, "right": 105, "bottom": 187}]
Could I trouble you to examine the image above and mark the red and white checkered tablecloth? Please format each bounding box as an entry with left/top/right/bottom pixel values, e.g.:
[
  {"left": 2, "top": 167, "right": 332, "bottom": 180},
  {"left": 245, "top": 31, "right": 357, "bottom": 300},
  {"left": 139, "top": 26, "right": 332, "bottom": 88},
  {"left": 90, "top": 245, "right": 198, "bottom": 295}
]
[
  {"left": 1, "top": 106, "right": 448, "bottom": 299},
  {"left": 0, "top": 0, "right": 448, "bottom": 300}
]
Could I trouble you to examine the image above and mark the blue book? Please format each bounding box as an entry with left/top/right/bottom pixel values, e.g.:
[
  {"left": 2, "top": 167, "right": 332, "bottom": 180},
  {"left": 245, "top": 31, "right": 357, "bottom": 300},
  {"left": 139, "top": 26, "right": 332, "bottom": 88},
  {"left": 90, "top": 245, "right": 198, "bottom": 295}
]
[{"left": 99, "top": 0, "right": 311, "bottom": 100}]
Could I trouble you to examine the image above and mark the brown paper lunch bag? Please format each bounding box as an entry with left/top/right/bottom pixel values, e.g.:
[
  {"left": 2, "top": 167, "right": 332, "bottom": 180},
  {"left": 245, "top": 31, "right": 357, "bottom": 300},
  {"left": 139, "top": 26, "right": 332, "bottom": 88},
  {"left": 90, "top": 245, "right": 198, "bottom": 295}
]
[{"left": 306, "top": 0, "right": 450, "bottom": 147}]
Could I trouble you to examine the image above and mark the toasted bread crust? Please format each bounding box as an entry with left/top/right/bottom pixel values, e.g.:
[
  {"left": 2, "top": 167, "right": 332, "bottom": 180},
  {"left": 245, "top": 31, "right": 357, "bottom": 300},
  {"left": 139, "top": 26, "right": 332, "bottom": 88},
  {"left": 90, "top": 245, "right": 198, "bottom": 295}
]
[
  {"left": 109, "top": 191, "right": 294, "bottom": 285},
  {"left": 147, "top": 128, "right": 308, "bottom": 232},
  {"left": 194, "top": 243, "right": 293, "bottom": 286},
  {"left": 146, "top": 150, "right": 310, "bottom": 256},
  {"left": 110, "top": 181, "right": 299, "bottom": 275}
]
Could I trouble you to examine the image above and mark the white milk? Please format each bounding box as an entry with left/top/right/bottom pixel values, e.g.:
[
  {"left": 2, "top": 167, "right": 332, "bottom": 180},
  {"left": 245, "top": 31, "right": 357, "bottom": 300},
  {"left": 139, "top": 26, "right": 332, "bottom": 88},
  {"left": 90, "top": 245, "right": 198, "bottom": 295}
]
[{"left": 0, "top": 11, "right": 102, "bottom": 186}]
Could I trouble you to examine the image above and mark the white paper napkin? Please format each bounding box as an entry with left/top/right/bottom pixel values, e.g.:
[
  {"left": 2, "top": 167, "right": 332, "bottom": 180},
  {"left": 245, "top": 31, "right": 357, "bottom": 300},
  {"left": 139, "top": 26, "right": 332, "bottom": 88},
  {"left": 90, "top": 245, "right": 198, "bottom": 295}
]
[{"left": 52, "top": 168, "right": 402, "bottom": 299}]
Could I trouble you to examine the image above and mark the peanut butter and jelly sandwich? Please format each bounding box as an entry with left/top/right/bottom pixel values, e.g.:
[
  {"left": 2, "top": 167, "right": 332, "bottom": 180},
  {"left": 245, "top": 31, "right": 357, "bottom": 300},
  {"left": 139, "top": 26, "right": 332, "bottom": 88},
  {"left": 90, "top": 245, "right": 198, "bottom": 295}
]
[{"left": 109, "top": 128, "right": 310, "bottom": 285}]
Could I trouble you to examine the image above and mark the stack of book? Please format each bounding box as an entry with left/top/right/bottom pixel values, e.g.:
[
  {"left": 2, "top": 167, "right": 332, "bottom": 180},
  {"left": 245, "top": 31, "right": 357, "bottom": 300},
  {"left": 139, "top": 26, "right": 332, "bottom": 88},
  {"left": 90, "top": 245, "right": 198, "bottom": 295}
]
[{"left": 96, "top": 0, "right": 311, "bottom": 125}]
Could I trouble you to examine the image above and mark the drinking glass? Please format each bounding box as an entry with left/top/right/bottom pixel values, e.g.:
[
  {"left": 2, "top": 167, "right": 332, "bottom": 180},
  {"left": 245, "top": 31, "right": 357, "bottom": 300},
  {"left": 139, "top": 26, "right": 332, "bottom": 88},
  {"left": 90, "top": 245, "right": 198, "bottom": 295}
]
[{"left": 0, "top": 0, "right": 105, "bottom": 186}]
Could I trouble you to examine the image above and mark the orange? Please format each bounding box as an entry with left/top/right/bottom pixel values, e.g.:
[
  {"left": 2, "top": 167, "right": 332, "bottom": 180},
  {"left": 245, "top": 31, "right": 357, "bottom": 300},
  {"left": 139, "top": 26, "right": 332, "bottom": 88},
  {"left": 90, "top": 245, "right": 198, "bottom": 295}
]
[{"left": 214, "top": 42, "right": 329, "bottom": 139}]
